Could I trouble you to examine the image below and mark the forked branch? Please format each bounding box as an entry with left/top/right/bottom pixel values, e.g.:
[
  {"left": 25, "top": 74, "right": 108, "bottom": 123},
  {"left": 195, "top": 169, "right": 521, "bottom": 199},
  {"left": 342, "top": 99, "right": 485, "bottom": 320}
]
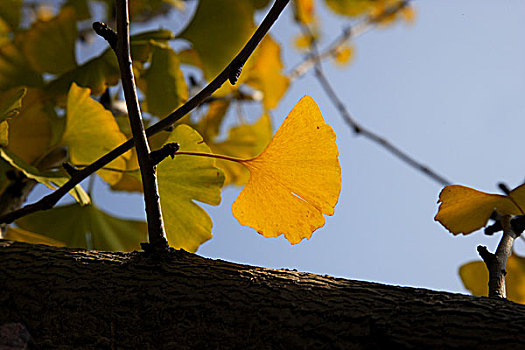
[{"left": 0, "top": 0, "right": 290, "bottom": 225}]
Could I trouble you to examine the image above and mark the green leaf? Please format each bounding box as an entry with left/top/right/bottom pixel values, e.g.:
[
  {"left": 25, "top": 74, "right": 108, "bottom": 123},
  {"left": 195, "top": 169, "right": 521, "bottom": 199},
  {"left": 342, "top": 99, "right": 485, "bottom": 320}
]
[
  {"left": 47, "top": 49, "right": 120, "bottom": 98},
  {"left": 178, "top": 0, "right": 256, "bottom": 79},
  {"left": 157, "top": 124, "right": 225, "bottom": 252},
  {"left": 7, "top": 88, "right": 54, "bottom": 164},
  {"left": 22, "top": 6, "right": 78, "bottom": 75},
  {"left": 60, "top": 83, "right": 130, "bottom": 186},
  {"left": 139, "top": 44, "right": 188, "bottom": 118},
  {"left": 15, "top": 203, "right": 146, "bottom": 251},
  {"left": 0, "top": 148, "right": 90, "bottom": 205},
  {"left": 4, "top": 226, "right": 65, "bottom": 247}
]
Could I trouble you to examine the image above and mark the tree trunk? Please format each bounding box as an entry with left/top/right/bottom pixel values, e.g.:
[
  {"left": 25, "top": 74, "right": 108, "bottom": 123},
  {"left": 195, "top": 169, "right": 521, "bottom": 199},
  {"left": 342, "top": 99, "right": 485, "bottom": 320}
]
[{"left": 1, "top": 240, "right": 524, "bottom": 349}]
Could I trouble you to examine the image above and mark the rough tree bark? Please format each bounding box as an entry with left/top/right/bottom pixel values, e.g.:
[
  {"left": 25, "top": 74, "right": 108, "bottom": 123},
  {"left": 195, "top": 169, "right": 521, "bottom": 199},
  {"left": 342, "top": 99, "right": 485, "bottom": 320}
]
[{"left": 1, "top": 240, "right": 525, "bottom": 349}]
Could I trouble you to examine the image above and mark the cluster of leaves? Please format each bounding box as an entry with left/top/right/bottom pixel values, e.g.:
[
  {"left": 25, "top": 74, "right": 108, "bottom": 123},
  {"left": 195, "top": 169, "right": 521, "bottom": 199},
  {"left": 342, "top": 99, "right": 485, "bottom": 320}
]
[
  {"left": 1, "top": 0, "right": 410, "bottom": 253},
  {"left": 435, "top": 184, "right": 525, "bottom": 303}
]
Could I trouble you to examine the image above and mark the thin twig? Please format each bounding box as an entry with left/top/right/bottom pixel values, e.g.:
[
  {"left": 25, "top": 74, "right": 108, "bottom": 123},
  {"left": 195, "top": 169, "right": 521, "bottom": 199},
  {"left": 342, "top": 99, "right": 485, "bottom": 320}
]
[
  {"left": 0, "top": 0, "right": 290, "bottom": 225},
  {"left": 478, "top": 215, "right": 517, "bottom": 299},
  {"left": 114, "top": 0, "right": 168, "bottom": 250},
  {"left": 301, "top": 24, "right": 451, "bottom": 187},
  {"left": 288, "top": 0, "right": 411, "bottom": 82}
]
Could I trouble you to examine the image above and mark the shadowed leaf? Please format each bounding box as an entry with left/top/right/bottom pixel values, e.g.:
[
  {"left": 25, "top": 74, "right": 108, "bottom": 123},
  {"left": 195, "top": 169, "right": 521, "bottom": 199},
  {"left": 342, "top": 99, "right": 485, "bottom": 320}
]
[{"left": 15, "top": 203, "right": 147, "bottom": 251}]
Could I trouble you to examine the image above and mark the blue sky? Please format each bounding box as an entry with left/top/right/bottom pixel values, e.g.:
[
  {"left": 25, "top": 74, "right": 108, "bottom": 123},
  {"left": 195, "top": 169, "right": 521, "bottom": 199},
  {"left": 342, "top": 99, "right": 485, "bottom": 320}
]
[{"left": 29, "top": 1, "right": 525, "bottom": 294}]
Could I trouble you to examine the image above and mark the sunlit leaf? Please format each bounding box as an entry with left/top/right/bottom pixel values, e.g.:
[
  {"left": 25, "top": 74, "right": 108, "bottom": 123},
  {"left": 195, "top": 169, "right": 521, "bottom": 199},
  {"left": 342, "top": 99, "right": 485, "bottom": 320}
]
[
  {"left": 0, "top": 122, "right": 7, "bottom": 146},
  {"left": 293, "top": 0, "right": 315, "bottom": 24},
  {"left": 138, "top": 44, "right": 188, "bottom": 118},
  {"left": 435, "top": 184, "right": 525, "bottom": 235},
  {"left": 60, "top": 83, "right": 130, "bottom": 185},
  {"left": 7, "top": 88, "right": 54, "bottom": 164},
  {"left": 158, "top": 124, "right": 224, "bottom": 252},
  {"left": 0, "top": 148, "right": 90, "bottom": 205},
  {"left": 324, "top": 0, "right": 385, "bottom": 17},
  {"left": 459, "top": 252, "right": 525, "bottom": 304},
  {"left": 4, "top": 226, "right": 65, "bottom": 247},
  {"left": 333, "top": 44, "right": 354, "bottom": 66},
  {"left": 231, "top": 96, "right": 341, "bottom": 243},
  {"left": 179, "top": 0, "right": 256, "bottom": 79},
  {"left": 15, "top": 203, "right": 147, "bottom": 251},
  {"left": 22, "top": 6, "right": 77, "bottom": 75},
  {"left": 244, "top": 35, "right": 289, "bottom": 110}
]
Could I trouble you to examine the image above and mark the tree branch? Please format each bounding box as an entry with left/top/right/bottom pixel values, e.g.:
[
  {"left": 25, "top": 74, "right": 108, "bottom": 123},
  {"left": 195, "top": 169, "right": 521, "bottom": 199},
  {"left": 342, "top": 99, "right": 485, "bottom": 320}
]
[
  {"left": 113, "top": 0, "right": 168, "bottom": 251},
  {"left": 301, "top": 24, "right": 451, "bottom": 186},
  {"left": 478, "top": 215, "right": 517, "bottom": 299},
  {"left": 0, "top": 0, "right": 290, "bottom": 225},
  {"left": 288, "top": 0, "right": 411, "bottom": 82}
]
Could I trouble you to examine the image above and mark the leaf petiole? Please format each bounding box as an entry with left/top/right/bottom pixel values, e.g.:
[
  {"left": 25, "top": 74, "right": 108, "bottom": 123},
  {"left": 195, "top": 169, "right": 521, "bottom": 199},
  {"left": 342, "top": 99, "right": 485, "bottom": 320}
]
[{"left": 174, "top": 151, "right": 247, "bottom": 164}]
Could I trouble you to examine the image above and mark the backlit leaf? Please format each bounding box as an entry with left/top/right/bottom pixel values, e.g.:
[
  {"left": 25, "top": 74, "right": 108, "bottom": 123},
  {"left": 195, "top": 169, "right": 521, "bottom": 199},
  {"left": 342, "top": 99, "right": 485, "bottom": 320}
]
[
  {"left": 293, "top": 0, "right": 316, "bottom": 24},
  {"left": 15, "top": 203, "right": 147, "bottom": 251},
  {"left": 22, "top": 6, "right": 77, "bottom": 75},
  {"left": 460, "top": 252, "right": 525, "bottom": 304},
  {"left": 231, "top": 96, "right": 341, "bottom": 243},
  {"left": 4, "top": 226, "right": 65, "bottom": 247},
  {"left": 158, "top": 124, "right": 224, "bottom": 252},
  {"left": 179, "top": 0, "right": 255, "bottom": 79},
  {"left": 138, "top": 44, "right": 188, "bottom": 118},
  {"left": 60, "top": 83, "right": 130, "bottom": 185},
  {"left": 0, "top": 148, "right": 90, "bottom": 205},
  {"left": 244, "top": 35, "right": 289, "bottom": 110},
  {"left": 435, "top": 184, "right": 525, "bottom": 235},
  {"left": 333, "top": 45, "right": 354, "bottom": 66},
  {"left": 7, "top": 88, "right": 54, "bottom": 164}
]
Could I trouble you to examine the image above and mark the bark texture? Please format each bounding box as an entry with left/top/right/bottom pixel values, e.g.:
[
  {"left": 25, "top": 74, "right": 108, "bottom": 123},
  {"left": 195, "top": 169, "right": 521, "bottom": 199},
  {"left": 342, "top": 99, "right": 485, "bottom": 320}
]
[{"left": 1, "top": 240, "right": 525, "bottom": 349}]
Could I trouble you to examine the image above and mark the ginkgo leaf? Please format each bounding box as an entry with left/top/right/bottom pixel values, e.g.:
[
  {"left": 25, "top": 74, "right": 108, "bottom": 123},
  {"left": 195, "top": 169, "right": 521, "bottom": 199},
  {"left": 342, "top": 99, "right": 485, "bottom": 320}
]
[
  {"left": 459, "top": 252, "right": 525, "bottom": 304},
  {"left": 333, "top": 45, "right": 354, "bottom": 66},
  {"left": 0, "top": 42, "right": 43, "bottom": 90},
  {"left": 60, "top": 83, "right": 130, "bottom": 185},
  {"left": 22, "top": 6, "right": 77, "bottom": 75},
  {"left": 293, "top": 0, "right": 316, "bottom": 24},
  {"left": 0, "top": 0, "right": 23, "bottom": 30},
  {"left": 138, "top": 44, "right": 188, "bottom": 118},
  {"left": 0, "top": 148, "right": 90, "bottom": 205},
  {"left": 231, "top": 95, "right": 341, "bottom": 244},
  {"left": 4, "top": 226, "right": 65, "bottom": 247},
  {"left": 178, "top": 0, "right": 255, "bottom": 79},
  {"left": 244, "top": 35, "right": 289, "bottom": 110},
  {"left": 15, "top": 203, "right": 147, "bottom": 251},
  {"left": 324, "top": 0, "right": 382, "bottom": 17},
  {"left": 157, "top": 124, "right": 224, "bottom": 252},
  {"left": 0, "top": 87, "right": 26, "bottom": 122},
  {"left": 7, "top": 88, "right": 54, "bottom": 164},
  {"left": 435, "top": 184, "right": 525, "bottom": 235}
]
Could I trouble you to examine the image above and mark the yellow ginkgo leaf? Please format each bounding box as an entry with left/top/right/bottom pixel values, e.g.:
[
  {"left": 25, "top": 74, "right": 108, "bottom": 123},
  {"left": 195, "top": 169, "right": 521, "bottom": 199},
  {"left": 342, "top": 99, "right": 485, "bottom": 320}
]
[
  {"left": 4, "top": 226, "right": 65, "bottom": 247},
  {"left": 293, "top": 0, "right": 316, "bottom": 24},
  {"left": 435, "top": 184, "right": 525, "bottom": 235},
  {"left": 60, "top": 83, "right": 130, "bottom": 185},
  {"left": 231, "top": 95, "right": 341, "bottom": 244},
  {"left": 334, "top": 44, "right": 354, "bottom": 66}
]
